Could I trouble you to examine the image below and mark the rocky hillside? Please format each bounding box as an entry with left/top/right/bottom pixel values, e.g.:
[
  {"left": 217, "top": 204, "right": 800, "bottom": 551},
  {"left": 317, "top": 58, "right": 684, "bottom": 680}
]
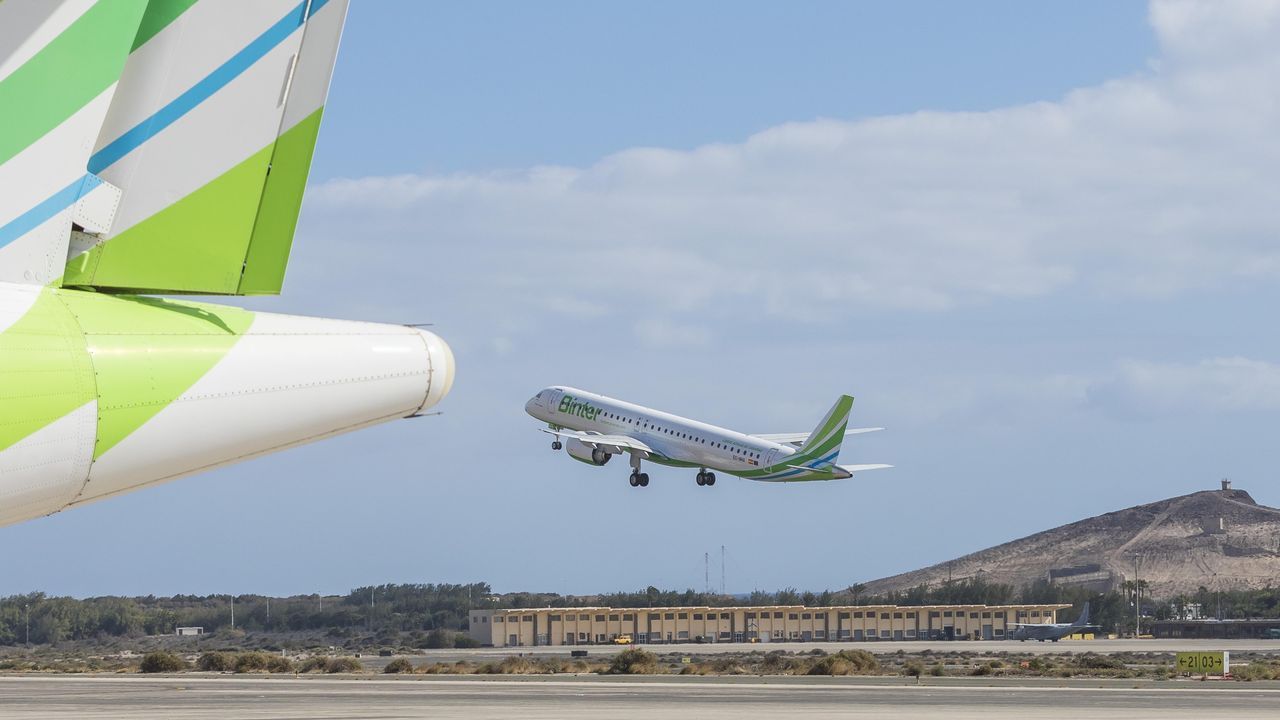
[{"left": 862, "top": 485, "right": 1280, "bottom": 599}]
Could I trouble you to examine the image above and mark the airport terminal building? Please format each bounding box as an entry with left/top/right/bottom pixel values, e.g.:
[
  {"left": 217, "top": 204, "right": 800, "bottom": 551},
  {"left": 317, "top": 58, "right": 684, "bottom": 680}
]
[{"left": 469, "top": 603, "right": 1070, "bottom": 647}]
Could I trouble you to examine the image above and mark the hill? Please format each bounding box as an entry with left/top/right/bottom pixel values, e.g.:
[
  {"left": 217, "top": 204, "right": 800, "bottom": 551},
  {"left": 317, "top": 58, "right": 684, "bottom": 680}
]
[{"left": 861, "top": 482, "right": 1280, "bottom": 599}]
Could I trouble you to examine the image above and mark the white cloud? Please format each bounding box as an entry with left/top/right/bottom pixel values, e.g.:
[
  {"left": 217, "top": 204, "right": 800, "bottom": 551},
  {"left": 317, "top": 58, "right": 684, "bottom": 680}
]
[
  {"left": 1088, "top": 357, "right": 1280, "bottom": 414},
  {"left": 307, "top": 0, "right": 1280, "bottom": 337}
]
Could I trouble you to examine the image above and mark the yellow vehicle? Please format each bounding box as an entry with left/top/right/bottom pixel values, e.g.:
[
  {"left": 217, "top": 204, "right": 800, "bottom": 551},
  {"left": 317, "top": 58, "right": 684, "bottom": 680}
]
[{"left": 613, "top": 634, "right": 633, "bottom": 645}]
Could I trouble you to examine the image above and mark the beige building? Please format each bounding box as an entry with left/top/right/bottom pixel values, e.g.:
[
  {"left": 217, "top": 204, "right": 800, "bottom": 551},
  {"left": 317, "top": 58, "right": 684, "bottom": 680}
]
[{"left": 469, "top": 603, "right": 1070, "bottom": 647}]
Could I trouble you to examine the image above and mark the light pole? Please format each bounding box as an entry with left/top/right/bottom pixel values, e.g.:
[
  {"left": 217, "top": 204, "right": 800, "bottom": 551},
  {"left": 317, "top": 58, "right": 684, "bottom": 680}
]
[
  {"left": 24, "top": 604, "right": 29, "bottom": 647},
  {"left": 1133, "top": 554, "right": 1141, "bottom": 638}
]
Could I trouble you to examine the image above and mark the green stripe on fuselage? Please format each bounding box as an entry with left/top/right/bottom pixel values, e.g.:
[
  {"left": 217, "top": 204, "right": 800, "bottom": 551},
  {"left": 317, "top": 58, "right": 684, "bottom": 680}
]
[
  {"left": 0, "top": 290, "right": 95, "bottom": 453},
  {"left": 57, "top": 291, "right": 254, "bottom": 459}
]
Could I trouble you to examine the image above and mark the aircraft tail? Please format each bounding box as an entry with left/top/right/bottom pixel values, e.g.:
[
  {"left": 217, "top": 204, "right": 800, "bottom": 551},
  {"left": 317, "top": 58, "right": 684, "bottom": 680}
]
[
  {"left": 791, "top": 395, "right": 854, "bottom": 465},
  {"left": 1072, "top": 602, "right": 1091, "bottom": 626},
  {"left": 1, "top": 1, "right": 349, "bottom": 295}
]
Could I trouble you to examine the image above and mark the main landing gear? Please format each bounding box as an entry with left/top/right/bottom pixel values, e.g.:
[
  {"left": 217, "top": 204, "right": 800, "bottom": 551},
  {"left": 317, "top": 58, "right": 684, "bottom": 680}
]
[
  {"left": 551, "top": 439, "right": 562, "bottom": 450},
  {"left": 695, "top": 470, "right": 716, "bottom": 487},
  {"left": 628, "top": 454, "right": 649, "bottom": 488}
]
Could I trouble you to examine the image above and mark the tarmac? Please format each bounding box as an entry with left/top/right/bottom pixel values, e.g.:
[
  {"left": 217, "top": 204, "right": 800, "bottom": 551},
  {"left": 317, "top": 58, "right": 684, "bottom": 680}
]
[{"left": 2, "top": 674, "right": 1279, "bottom": 719}]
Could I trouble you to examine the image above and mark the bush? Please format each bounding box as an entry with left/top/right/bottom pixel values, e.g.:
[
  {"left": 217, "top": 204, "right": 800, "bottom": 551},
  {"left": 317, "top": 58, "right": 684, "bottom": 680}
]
[
  {"left": 298, "top": 657, "right": 329, "bottom": 673},
  {"left": 139, "top": 651, "right": 187, "bottom": 674},
  {"left": 453, "top": 635, "right": 481, "bottom": 649},
  {"left": 1232, "top": 662, "right": 1279, "bottom": 681},
  {"left": 422, "top": 629, "right": 451, "bottom": 649},
  {"left": 196, "top": 652, "right": 233, "bottom": 672},
  {"left": 266, "top": 655, "right": 295, "bottom": 673},
  {"left": 807, "top": 650, "right": 878, "bottom": 677},
  {"left": 903, "top": 661, "right": 924, "bottom": 677},
  {"left": 384, "top": 658, "right": 414, "bottom": 674},
  {"left": 970, "top": 663, "right": 994, "bottom": 676},
  {"left": 1075, "top": 654, "right": 1125, "bottom": 670},
  {"left": 929, "top": 663, "right": 946, "bottom": 677},
  {"left": 606, "top": 648, "right": 660, "bottom": 675},
  {"left": 233, "top": 652, "right": 271, "bottom": 673},
  {"left": 325, "top": 656, "right": 363, "bottom": 674}
]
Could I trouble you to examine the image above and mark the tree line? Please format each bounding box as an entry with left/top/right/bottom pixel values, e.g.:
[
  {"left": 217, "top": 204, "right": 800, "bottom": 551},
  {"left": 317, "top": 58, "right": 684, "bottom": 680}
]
[{"left": 3, "top": 580, "right": 1278, "bottom": 645}]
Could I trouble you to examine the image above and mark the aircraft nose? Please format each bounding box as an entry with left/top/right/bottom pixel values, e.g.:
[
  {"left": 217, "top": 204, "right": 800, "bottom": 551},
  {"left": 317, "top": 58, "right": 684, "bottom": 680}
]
[{"left": 525, "top": 394, "right": 541, "bottom": 416}]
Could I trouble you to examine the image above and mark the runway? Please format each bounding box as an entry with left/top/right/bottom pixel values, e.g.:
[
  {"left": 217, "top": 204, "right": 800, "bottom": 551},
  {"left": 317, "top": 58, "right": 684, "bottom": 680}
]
[{"left": 2, "top": 675, "right": 1278, "bottom": 719}]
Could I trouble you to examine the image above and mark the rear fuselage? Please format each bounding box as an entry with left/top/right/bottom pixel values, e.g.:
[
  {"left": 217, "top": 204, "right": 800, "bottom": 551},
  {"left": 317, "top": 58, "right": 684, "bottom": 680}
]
[{"left": 0, "top": 282, "right": 454, "bottom": 526}]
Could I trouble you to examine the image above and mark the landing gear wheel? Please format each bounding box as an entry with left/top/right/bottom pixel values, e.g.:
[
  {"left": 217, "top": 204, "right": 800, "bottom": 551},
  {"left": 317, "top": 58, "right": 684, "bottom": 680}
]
[
  {"left": 696, "top": 473, "right": 706, "bottom": 486},
  {"left": 705, "top": 473, "right": 716, "bottom": 486},
  {"left": 551, "top": 440, "right": 562, "bottom": 451},
  {"left": 638, "top": 473, "right": 650, "bottom": 487},
  {"left": 629, "top": 473, "right": 640, "bottom": 487}
]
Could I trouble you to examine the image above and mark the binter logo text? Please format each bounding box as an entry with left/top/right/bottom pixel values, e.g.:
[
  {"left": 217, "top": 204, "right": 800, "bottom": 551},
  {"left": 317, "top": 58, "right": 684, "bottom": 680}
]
[{"left": 557, "top": 395, "right": 600, "bottom": 421}]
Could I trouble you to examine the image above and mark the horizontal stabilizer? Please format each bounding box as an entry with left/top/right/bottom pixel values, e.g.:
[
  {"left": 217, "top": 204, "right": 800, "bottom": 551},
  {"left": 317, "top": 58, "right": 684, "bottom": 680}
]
[
  {"left": 839, "top": 464, "right": 893, "bottom": 473},
  {"left": 753, "top": 427, "right": 883, "bottom": 446}
]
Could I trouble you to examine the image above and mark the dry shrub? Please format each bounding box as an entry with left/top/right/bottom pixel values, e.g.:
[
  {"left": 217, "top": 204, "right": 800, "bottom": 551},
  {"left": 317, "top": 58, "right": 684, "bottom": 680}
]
[
  {"left": 139, "top": 651, "right": 186, "bottom": 674},
  {"left": 196, "top": 652, "right": 233, "bottom": 672},
  {"left": 807, "top": 650, "right": 879, "bottom": 676},
  {"left": 384, "top": 658, "right": 414, "bottom": 674},
  {"left": 605, "top": 648, "right": 661, "bottom": 675}
]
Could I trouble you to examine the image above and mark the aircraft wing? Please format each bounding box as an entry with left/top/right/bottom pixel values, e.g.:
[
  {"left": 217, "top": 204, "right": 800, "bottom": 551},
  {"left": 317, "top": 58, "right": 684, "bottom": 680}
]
[
  {"left": 753, "top": 428, "right": 884, "bottom": 446},
  {"left": 541, "top": 428, "right": 653, "bottom": 458}
]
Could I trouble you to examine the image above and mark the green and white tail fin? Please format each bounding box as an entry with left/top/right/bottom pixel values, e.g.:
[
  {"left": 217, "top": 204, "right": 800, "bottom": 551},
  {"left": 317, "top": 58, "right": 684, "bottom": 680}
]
[
  {"left": 0, "top": 0, "right": 148, "bottom": 286},
  {"left": 792, "top": 394, "right": 854, "bottom": 464},
  {"left": 0, "top": 0, "right": 349, "bottom": 295}
]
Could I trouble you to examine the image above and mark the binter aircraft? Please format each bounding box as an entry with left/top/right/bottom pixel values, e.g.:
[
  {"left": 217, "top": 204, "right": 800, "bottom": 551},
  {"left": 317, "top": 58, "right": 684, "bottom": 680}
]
[
  {"left": 526, "top": 387, "right": 890, "bottom": 488},
  {"left": 0, "top": 1, "right": 454, "bottom": 527}
]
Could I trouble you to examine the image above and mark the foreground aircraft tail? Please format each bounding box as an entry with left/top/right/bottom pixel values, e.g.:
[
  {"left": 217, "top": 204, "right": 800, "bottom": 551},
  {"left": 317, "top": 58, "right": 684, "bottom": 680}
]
[
  {"left": 0, "top": 0, "right": 148, "bottom": 286},
  {"left": 0, "top": 0, "right": 349, "bottom": 296}
]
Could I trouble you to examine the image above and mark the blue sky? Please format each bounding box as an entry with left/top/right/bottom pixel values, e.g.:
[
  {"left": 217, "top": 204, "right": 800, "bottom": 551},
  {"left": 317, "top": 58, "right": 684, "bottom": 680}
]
[{"left": 7, "top": 0, "right": 1280, "bottom": 599}]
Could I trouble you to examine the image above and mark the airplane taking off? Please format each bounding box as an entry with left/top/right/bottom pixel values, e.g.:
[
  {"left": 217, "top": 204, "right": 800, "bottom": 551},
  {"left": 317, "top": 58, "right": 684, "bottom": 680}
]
[
  {"left": 0, "top": 1, "right": 453, "bottom": 527},
  {"left": 1010, "top": 603, "right": 1100, "bottom": 642},
  {"left": 526, "top": 387, "right": 890, "bottom": 487}
]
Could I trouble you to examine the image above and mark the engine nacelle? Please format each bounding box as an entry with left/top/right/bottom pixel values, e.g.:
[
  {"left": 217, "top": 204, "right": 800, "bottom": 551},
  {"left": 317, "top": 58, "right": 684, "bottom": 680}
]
[{"left": 566, "top": 438, "right": 612, "bottom": 466}]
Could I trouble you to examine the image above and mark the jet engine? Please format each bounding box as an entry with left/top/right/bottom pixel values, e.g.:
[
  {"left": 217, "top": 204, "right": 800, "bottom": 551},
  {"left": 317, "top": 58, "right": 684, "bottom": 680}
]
[{"left": 565, "top": 438, "right": 611, "bottom": 466}]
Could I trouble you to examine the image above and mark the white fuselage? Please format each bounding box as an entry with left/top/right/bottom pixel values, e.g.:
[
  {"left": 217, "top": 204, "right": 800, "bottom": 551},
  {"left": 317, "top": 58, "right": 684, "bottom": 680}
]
[{"left": 525, "top": 386, "right": 796, "bottom": 474}]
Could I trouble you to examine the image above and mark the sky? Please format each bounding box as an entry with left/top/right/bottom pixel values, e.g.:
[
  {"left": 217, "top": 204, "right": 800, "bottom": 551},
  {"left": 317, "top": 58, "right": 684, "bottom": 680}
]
[{"left": 5, "top": 0, "right": 1280, "bottom": 599}]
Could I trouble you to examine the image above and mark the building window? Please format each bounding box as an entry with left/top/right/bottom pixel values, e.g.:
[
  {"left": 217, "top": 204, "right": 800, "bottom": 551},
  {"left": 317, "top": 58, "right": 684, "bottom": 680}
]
[
  {"left": 579, "top": 614, "right": 589, "bottom": 621},
  {"left": 665, "top": 613, "right": 675, "bottom": 620},
  {"left": 595, "top": 615, "right": 606, "bottom": 622},
  {"left": 693, "top": 613, "right": 703, "bottom": 621},
  {"left": 880, "top": 613, "right": 890, "bottom": 620},
  {"left": 944, "top": 611, "right": 953, "bottom": 618},
  {"left": 788, "top": 613, "right": 798, "bottom": 620},
  {"left": 801, "top": 613, "right": 811, "bottom": 620},
  {"left": 929, "top": 611, "right": 940, "bottom": 618},
  {"left": 523, "top": 617, "right": 532, "bottom": 622},
  {"left": 1032, "top": 611, "right": 1041, "bottom": 617},
  {"left": 623, "top": 614, "right": 634, "bottom": 621},
  {"left": 678, "top": 613, "right": 688, "bottom": 620},
  {"left": 814, "top": 630, "right": 825, "bottom": 639},
  {"left": 981, "top": 612, "right": 991, "bottom": 619},
  {"left": 854, "top": 612, "right": 863, "bottom": 619},
  {"left": 549, "top": 615, "right": 562, "bottom": 622},
  {"left": 969, "top": 612, "right": 979, "bottom": 619},
  {"left": 906, "top": 612, "right": 916, "bottom": 619},
  {"left": 495, "top": 617, "right": 504, "bottom": 623},
  {"left": 813, "top": 613, "right": 825, "bottom": 621},
  {"left": 773, "top": 612, "right": 783, "bottom": 619},
  {"left": 838, "top": 612, "right": 851, "bottom": 620},
  {"left": 609, "top": 615, "right": 619, "bottom": 621},
  {"left": 745, "top": 612, "right": 756, "bottom": 619},
  {"left": 720, "top": 613, "right": 730, "bottom": 620},
  {"left": 893, "top": 613, "right": 902, "bottom": 619},
  {"left": 648, "top": 613, "right": 660, "bottom": 621}
]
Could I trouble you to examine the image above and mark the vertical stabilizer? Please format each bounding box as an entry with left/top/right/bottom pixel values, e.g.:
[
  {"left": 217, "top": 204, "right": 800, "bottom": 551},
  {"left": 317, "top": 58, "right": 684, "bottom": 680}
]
[
  {"left": 63, "top": 0, "right": 349, "bottom": 295},
  {"left": 0, "top": 0, "right": 147, "bottom": 286},
  {"left": 794, "top": 395, "right": 854, "bottom": 462}
]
